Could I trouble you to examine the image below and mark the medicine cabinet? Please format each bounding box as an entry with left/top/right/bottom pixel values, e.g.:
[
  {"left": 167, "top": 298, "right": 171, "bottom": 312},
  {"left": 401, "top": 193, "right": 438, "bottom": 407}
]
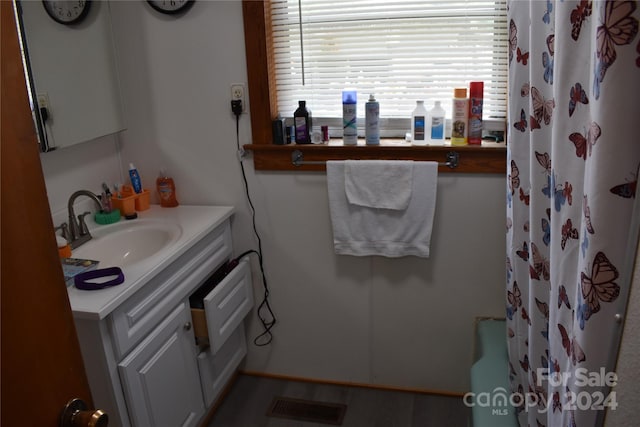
[{"left": 16, "top": 0, "right": 125, "bottom": 152}]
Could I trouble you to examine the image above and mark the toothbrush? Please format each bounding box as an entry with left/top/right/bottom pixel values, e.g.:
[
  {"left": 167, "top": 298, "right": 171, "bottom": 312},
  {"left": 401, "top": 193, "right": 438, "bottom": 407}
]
[{"left": 102, "top": 182, "right": 113, "bottom": 213}]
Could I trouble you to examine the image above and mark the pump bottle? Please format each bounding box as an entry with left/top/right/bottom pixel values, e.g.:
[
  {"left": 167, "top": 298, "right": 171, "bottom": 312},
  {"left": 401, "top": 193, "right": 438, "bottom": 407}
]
[{"left": 156, "top": 169, "right": 179, "bottom": 207}]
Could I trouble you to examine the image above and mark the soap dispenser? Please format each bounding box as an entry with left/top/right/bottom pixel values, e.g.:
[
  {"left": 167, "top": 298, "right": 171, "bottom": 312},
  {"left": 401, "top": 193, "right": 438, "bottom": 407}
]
[{"left": 156, "top": 169, "right": 179, "bottom": 207}]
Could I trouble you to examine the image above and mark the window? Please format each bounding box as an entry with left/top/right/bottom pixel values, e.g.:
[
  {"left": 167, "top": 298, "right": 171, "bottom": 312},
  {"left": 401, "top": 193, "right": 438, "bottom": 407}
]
[
  {"left": 241, "top": 1, "right": 507, "bottom": 173},
  {"left": 270, "top": 0, "right": 508, "bottom": 135}
]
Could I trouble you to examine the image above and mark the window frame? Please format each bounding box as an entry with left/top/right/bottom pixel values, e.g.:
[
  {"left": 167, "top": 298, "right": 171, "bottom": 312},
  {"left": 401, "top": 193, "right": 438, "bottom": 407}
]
[{"left": 241, "top": 0, "right": 506, "bottom": 174}]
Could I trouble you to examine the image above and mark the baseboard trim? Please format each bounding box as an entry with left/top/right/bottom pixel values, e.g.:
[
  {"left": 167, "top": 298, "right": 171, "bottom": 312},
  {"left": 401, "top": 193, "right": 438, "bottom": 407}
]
[
  {"left": 239, "top": 369, "right": 466, "bottom": 398},
  {"left": 198, "top": 370, "right": 240, "bottom": 427}
]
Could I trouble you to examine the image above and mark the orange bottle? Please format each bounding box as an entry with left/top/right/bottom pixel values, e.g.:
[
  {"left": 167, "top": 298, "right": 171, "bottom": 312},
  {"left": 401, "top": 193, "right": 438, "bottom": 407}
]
[{"left": 156, "top": 169, "right": 179, "bottom": 207}]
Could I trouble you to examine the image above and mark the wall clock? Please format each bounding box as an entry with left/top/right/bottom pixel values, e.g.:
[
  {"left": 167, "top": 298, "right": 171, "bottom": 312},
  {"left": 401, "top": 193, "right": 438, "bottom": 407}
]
[
  {"left": 147, "top": 0, "right": 195, "bottom": 15},
  {"left": 42, "top": 0, "right": 91, "bottom": 25}
]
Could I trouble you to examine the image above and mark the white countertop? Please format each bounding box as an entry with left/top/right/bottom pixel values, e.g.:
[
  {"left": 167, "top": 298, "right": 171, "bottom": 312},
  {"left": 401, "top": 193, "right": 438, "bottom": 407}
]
[{"left": 67, "top": 205, "right": 234, "bottom": 320}]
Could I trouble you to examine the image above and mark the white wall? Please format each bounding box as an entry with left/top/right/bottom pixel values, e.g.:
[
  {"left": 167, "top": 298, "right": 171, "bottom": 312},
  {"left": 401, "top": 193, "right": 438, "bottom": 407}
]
[{"left": 42, "top": 0, "right": 507, "bottom": 394}]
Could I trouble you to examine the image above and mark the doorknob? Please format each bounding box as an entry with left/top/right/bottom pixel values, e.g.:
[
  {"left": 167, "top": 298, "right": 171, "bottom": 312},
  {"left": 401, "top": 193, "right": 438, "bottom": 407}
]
[{"left": 60, "top": 398, "right": 108, "bottom": 427}]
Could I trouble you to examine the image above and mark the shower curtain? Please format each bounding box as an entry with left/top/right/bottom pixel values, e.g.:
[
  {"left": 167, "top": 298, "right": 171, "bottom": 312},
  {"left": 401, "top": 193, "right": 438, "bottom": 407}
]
[{"left": 506, "top": 1, "right": 639, "bottom": 426}]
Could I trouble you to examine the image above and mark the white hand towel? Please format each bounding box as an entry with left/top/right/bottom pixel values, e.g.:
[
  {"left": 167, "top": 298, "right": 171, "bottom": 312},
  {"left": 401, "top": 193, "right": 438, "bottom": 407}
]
[
  {"left": 327, "top": 160, "right": 438, "bottom": 258},
  {"left": 344, "top": 160, "right": 413, "bottom": 210}
]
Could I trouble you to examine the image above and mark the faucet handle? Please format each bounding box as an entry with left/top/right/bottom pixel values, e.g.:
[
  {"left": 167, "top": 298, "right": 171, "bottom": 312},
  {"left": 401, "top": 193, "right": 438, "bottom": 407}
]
[
  {"left": 78, "top": 211, "right": 91, "bottom": 236},
  {"left": 55, "top": 222, "right": 71, "bottom": 242}
]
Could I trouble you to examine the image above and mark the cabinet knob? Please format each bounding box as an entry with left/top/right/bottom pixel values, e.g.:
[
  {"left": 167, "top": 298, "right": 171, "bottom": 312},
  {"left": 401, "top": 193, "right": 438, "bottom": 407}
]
[{"left": 183, "top": 322, "right": 192, "bottom": 331}]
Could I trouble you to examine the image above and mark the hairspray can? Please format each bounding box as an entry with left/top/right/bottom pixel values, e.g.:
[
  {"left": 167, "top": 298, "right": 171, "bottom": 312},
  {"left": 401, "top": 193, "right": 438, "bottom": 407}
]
[
  {"left": 342, "top": 90, "right": 357, "bottom": 145},
  {"left": 468, "top": 82, "right": 484, "bottom": 145},
  {"left": 365, "top": 94, "right": 380, "bottom": 145}
]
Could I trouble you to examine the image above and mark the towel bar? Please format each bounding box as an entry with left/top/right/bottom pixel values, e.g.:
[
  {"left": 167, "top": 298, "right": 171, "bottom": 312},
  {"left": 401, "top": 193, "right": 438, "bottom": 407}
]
[{"left": 291, "top": 149, "right": 459, "bottom": 169}]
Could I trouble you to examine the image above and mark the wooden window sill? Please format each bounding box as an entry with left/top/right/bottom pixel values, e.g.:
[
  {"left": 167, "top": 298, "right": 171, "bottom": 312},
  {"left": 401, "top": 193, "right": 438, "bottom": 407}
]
[{"left": 243, "top": 140, "right": 506, "bottom": 173}]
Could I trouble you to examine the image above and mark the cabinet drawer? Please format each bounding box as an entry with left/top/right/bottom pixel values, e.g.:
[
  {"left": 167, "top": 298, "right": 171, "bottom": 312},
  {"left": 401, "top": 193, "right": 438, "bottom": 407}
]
[
  {"left": 197, "top": 326, "right": 247, "bottom": 407},
  {"left": 201, "top": 258, "right": 253, "bottom": 354},
  {"left": 110, "top": 223, "right": 232, "bottom": 359}
]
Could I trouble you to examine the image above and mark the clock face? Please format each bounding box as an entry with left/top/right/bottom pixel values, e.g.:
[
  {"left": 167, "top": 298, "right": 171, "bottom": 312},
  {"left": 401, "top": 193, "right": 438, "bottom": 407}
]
[
  {"left": 147, "top": 0, "right": 195, "bottom": 15},
  {"left": 42, "top": 0, "right": 91, "bottom": 25}
]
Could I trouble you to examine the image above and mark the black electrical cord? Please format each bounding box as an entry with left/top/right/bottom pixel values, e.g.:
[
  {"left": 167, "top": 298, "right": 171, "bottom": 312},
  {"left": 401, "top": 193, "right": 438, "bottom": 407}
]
[{"left": 232, "top": 103, "right": 276, "bottom": 346}]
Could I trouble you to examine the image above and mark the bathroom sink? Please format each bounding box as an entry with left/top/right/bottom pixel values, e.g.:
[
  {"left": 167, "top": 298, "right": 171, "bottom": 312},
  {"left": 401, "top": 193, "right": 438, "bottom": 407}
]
[{"left": 73, "top": 219, "right": 183, "bottom": 268}]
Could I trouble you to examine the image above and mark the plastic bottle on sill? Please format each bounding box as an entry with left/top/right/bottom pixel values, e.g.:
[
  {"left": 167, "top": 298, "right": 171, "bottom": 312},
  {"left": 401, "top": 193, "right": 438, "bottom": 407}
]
[
  {"left": 451, "top": 88, "right": 469, "bottom": 146},
  {"left": 342, "top": 89, "right": 358, "bottom": 145},
  {"left": 294, "top": 100, "right": 312, "bottom": 144},
  {"left": 411, "top": 100, "right": 428, "bottom": 145},
  {"left": 428, "top": 100, "right": 446, "bottom": 145}
]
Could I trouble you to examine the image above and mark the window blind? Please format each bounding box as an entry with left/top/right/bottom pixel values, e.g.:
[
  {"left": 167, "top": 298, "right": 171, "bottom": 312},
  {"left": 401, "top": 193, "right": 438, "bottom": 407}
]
[{"left": 270, "top": 0, "right": 508, "bottom": 133}]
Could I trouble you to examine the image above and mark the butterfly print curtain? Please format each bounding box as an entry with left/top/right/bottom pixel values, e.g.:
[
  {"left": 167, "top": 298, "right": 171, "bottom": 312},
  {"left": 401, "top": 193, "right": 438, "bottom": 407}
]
[{"left": 507, "top": 1, "right": 640, "bottom": 426}]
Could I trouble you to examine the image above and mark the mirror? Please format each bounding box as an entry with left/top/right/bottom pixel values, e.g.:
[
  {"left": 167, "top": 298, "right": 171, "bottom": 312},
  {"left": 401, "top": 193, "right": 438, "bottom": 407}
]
[{"left": 16, "top": 0, "right": 125, "bottom": 151}]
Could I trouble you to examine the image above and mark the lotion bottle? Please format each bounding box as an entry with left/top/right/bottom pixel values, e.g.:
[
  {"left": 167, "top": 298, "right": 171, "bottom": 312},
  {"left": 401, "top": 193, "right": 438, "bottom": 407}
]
[
  {"left": 411, "top": 100, "right": 428, "bottom": 145},
  {"left": 451, "top": 88, "right": 469, "bottom": 146}
]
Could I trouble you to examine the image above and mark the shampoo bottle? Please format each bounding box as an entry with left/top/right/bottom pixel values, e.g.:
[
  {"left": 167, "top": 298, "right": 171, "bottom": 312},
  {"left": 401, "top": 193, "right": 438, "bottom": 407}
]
[
  {"left": 294, "top": 101, "right": 312, "bottom": 144},
  {"left": 365, "top": 94, "right": 380, "bottom": 145},
  {"left": 411, "top": 100, "right": 428, "bottom": 145},
  {"left": 428, "top": 100, "right": 446, "bottom": 145},
  {"left": 342, "top": 90, "right": 358, "bottom": 145},
  {"left": 468, "top": 82, "right": 484, "bottom": 145},
  {"left": 451, "top": 88, "right": 469, "bottom": 146},
  {"left": 156, "top": 169, "right": 179, "bottom": 207},
  {"left": 128, "top": 163, "right": 143, "bottom": 193}
]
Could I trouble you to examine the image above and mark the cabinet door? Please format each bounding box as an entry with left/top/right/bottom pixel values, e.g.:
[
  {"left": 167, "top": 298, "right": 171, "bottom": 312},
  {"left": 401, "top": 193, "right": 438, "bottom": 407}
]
[
  {"left": 118, "top": 303, "right": 204, "bottom": 427},
  {"left": 203, "top": 259, "right": 253, "bottom": 354}
]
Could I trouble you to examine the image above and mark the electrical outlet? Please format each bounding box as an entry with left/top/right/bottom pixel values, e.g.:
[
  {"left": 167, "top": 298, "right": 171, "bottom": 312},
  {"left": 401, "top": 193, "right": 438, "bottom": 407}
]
[
  {"left": 230, "top": 84, "right": 245, "bottom": 112},
  {"left": 37, "top": 92, "right": 50, "bottom": 109}
]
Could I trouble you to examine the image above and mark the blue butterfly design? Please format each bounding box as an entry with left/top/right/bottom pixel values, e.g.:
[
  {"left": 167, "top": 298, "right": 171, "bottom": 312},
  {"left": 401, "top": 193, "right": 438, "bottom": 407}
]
[
  {"left": 542, "top": 218, "right": 551, "bottom": 246},
  {"left": 543, "top": 51, "right": 554, "bottom": 85},
  {"left": 577, "top": 302, "right": 591, "bottom": 330},
  {"left": 581, "top": 231, "right": 589, "bottom": 257},
  {"left": 593, "top": 54, "right": 608, "bottom": 101},
  {"left": 554, "top": 186, "right": 567, "bottom": 212},
  {"left": 506, "top": 304, "right": 515, "bottom": 320},
  {"left": 545, "top": 173, "right": 570, "bottom": 212},
  {"left": 542, "top": 174, "right": 553, "bottom": 198},
  {"left": 543, "top": 0, "right": 553, "bottom": 24},
  {"left": 541, "top": 323, "right": 549, "bottom": 340}
]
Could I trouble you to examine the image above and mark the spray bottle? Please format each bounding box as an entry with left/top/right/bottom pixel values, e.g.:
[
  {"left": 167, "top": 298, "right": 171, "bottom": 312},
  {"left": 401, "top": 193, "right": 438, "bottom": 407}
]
[
  {"left": 365, "top": 94, "right": 380, "bottom": 145},
  {"left": 342, "top": 89, "right": 358, "bottom": 145}
]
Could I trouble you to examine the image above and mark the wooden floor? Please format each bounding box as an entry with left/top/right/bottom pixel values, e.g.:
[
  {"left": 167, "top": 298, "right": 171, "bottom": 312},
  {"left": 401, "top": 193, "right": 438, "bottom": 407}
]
[{"left": 207, "top": 374, "right": 471, "bottom": 427}]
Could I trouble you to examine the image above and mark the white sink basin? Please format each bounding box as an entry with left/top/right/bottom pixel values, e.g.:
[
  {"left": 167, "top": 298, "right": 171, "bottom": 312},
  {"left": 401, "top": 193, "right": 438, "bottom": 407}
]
[{"left": 73, "top": 219, "right": 183, "bottom": 268}]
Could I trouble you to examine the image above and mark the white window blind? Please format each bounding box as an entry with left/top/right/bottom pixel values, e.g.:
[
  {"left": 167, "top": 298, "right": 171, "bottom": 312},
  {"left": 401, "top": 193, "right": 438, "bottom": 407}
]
[{"left": 271, "top": 0, "right": 508, "bottom": 133}]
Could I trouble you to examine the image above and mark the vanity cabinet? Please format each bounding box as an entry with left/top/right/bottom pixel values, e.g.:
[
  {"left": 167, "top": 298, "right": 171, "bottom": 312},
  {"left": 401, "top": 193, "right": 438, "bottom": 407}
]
[{"left": 71, "top": 209, "right": 252, "bottom": 427}]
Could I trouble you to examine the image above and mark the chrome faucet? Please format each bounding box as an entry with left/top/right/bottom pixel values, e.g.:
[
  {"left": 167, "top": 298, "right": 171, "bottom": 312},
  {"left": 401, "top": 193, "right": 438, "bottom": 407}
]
[{"left": 67, "top": 190, "right": 102, "bottom": 249}]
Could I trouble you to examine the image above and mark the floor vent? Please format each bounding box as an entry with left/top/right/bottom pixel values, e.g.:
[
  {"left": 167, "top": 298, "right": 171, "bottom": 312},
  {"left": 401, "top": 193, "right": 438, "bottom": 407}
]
[{"left": 266, "top": 396, "right": 347, "bottom": 425}]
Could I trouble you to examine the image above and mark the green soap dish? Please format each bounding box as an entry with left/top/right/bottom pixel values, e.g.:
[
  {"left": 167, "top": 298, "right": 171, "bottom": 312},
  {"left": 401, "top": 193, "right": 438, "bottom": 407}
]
[{"left": 95, "top": 209, "right": 121, "bottom": 225}]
